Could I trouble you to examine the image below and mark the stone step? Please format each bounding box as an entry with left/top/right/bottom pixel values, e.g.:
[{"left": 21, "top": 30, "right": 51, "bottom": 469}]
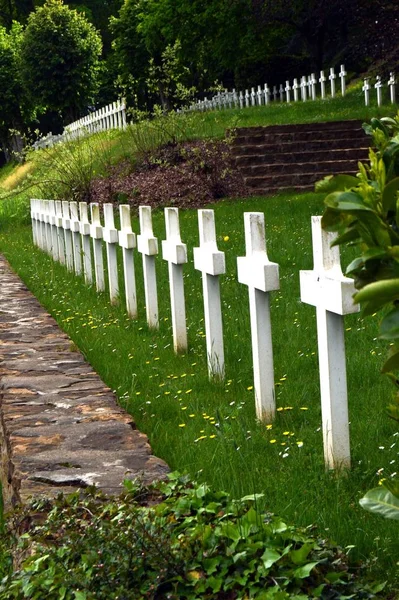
[
  {"left": 235, "top": 147, "right": 369, "bottom": 167},
  {"left": 244, "top": 170, "right": 358, "bottom": 189},
  {"left": 240, "top": 159, "right": 359, "bottom": 177},
  {"left": 232, "top": 128, "right": 367, "bottom": 146},
  {"left": 233, "top": 119, "right": 363, "bottom": 136},
  {"left": 232, "top": 137, "right": 368, "bottom": 156}
]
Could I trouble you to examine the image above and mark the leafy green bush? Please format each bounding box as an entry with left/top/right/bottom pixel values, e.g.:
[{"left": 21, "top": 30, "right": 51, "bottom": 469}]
[{"left": 0, "top": 474, "right": 384, "bottom": 599}]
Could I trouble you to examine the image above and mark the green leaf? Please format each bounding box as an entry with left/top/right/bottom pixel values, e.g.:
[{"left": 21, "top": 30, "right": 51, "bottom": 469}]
[
  {"left": 324, "top": 190, "right": 374, "bottom": 212},
  {"left": 381, "top": 347, "right": 399, "bottom": 373},
  {"left": 315, "top": 174, "right": 359, "bottom": 193},
  {"left": 240, "top": 493, "right": 265, "bottom": 502},
  {"left": 289, "top": 542, "right": 314, "bottom": 565},
  {"left": 292, "top": 561, "right": 319, "bottom": 579},
  {"left": 382, "top": 177, "right": 399, "bottom": 213},
  {"left": 354, "top": 279, "right": 399, "bottom": 304},
  {"left": 261, "top": 547, "right": 281, "bottom": 569},
  {"left": 379, "top": 307, "right": 399, "bottom": 339},
  {"left": 330, "top": 227, "right": 360, "bottom": 247},
  {"left": 359, "top": 487, "right": 399, "bottom": 519}
]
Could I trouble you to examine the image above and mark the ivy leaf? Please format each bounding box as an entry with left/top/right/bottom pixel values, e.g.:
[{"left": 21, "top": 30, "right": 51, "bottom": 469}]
[
  {"left": 261, "top": 547, "right": 281, "bottom": 569},
  {"left": 293, "top": 561, "right": 320, "bottom": 579}
]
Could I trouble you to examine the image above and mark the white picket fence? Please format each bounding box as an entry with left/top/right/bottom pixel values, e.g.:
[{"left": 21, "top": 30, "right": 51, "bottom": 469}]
[
  {"left": 30, "top": 199, "right": 360, "bottom": 471},
  {"left": 187, "top": 66, "right": 397, "bottom": 112},
  {"left": 33, "top": 99, "right": 127, "bottom": 150}
]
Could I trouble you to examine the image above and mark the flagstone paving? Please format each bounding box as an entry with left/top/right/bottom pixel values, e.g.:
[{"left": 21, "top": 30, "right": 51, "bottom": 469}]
[{"left": 0, "top": 255, "right": 169, "bottom": 508}]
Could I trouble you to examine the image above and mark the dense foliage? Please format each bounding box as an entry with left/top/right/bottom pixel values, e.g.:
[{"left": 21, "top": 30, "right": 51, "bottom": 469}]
[{"left": 0, "top": 474, "right": 385, "bottom": 599}]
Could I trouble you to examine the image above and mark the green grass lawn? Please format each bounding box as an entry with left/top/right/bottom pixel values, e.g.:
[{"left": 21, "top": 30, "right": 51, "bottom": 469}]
[{"left": 1, "top": 191, "right": 398, "bottom": 586}]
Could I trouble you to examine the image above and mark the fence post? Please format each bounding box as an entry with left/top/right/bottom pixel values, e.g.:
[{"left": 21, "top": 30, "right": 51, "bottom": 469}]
[
  {"left": 79, "top": 202, "right": 93, "bottom": 285},
  {"left": 300, "top": 216, "right": 359, "bottom": 470},
  {"left": 90, "top": 203, "right": 105, "bottom": 292},
  {"left": 137, "top": 206, "right": 159, "bottom": 329},
  {"left": 118, "top": 204, "right": 137, "bottom": 319},
  {"left": 237, "top": 212, "right": 280, "bottom": 422},
  {"left": 193, "top": 209, "right": 225, "bottom": 380}
]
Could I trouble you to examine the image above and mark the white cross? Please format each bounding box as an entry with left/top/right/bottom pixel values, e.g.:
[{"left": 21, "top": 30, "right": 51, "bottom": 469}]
[
  {"left": 239, "top": 91, "right": 244, "bottom": 109},
  {"left": 257, "top": 85, "right": 263, "bottom": 106},
  {"left": 319, "top": 70, "right": 326, "bottom": 99},
  {"left": 137, "top": 206, "right": 159, "bottom": 329},
  {"left": 388, "top": 72, "right": 396, "bottom": 104},
  {"left": 363, "top": 78, "right": 370, "bottom": 106},
  {"left": 251, "top": 87, "right": 256, "bottom": 106},
  {"left": 48, "top": 200, "right": 58, "bottom": 262},
  {"left": 300, "top": 76, "right": 307, "bottom": 101},
  {"left": 237, "top": 213, "right": 280, "bottom": 422},
  {"left": 292, "top": 78, "right": 299, "bottom": 102},
  {"left": 162, "top": 208, "right": 188, "bottom": 354},
  {"left": 69, "top": 202, "right": 82, "bottom": 275},
  {"left": 339, "top": 64, "right": 347, "bottom": 96},
  {"left": 42, "top": 200, "right": 51, "bottom": 255},
  {"left": 375, "top": 75, "right": 383, "bottom": 107},
  {"left": 300, "top": 216, "right": 359, "bottom": 470},
  {"left": 118, "top": 204, "right": 137, "bottom": 319},
  {"left": 310, "top": 73, "right": 317, "bottom": 100},
  {"left": 232, "top": 89, "right": 239, "bottom": 108},
  {"left": 62, "top": 201, "right": 74, "bottom": 271},
  {"left": 279, "top": 84, "right": 284, "bottom": 102},
  {"left": 264, "top": 84, "right": 270, "bottom": 105},
  {"left": 285, "top": 80, "right": 291, "bottom": 103},
  {"left": 79, "top": 202, "right": 93, "bottom": 285},
  {"left": 193, "top": 209, "right": 225, "bottom": 380},
  {"left": 90, "top": 203, "right": 105, "bottom": 292},
  {"left": 55, "top": 200, "right": 66, "bottom": 265},
  {"left": 30, "top": 199, "right": 38, "bottom": 247},
  {"left": 329, "top": 67, "right": 336, "bottom": 98},
  {"left": 103, "top": 203, "right": 119, "bottom": 304},
  {"left": 272, "top": 85, "right": 278, "bottom": 102},
  {"left": 245, "top": 89, "right": 250, "bottom": 107}
]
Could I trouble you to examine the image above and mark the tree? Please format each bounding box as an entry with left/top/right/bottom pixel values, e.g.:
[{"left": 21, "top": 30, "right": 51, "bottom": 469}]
[{"left": 20, "top": 0, "right": 102, "bottom": 123}]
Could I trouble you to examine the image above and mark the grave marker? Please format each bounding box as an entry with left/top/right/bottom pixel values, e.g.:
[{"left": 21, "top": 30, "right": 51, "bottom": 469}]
[
  {"left": 388, "top": 72, "right": 396, "bottom": 104},
  {"left": 90, "top": 203, "right": 105, "bottom": 292},
  {"left": 319, "top": 70, "right": 326, "bottom": 99},
  {"left": 257, "top": 85, "right": 263, "bottom": 105},
  {"left": 137, "top": 206, "right": 159, "bottom": 329},
  {"left": 329, "top": 67, "right": 336, "bottom": 97},
  {"left": 279, "top": 84, "right": 284, "bottom": 101},
  {"left": 375, "top": 75, "right": 383, "bottom": 107},
  {"left": 118, "top": 204, "right": 138, "bottom": 319},
  {"left": 70, "top": 201, "right": 82, "bottom": 275},
  {"left": 239, "top": 91, "right": 244, "bottom": 109},
  {"left": 193, "top": 209, "right": 225, "bottom": 380},
  {"left": 162, "top": 208, "right": 188, "bottom": 353},
  {"left": 245, "top": 89, "right": 250, "bottom": 107},
  {"left": 55, "top": 200, "right": 66, "bottom": 265},
  {"left": 251, "top": 87, "right": 256, "bottom": 106},
  {"left": 310, "top": 73, "right": 317, "bottom": 100},
  {"left": 292, "top": 78, "right": 299, "bottom": 101},
  {"left": 103, "top": 203, "right": 119, "bottom": 304},
  {"left": 285, "top": 80, "right": 291, "bottom": 103},
  {"left": 339, "top": 64, "right": 346, "bottom": 96},
  {"left": 237, "top": 213, "right": 280, "bottom": 422},
  {"left": 300, "top": 216, "right": 359, "bottom": 470},
  {"left": 363, "top": 78, "right": 370, "bottom": 106},
  {"left": 48, "top": 200, "right": 58, "bottom": 262},
  {"left": 272, "top": 86, "right": 278, "bottom": 102},
  {"left": 264, "top": 83, "right": 270, "bottom": 105},
  {"left": 62, "top": 201, "right": 74, "bottom": 271},
  {"left": 79, "top": 202, "right": 93, "bottom": 285},
  {"left": 300, "top": 76, "right": 307, "bottom": 101}
]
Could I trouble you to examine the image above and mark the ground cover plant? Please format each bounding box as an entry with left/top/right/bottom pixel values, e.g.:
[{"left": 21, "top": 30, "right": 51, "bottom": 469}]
[{"left": 0, "top": 474, "right": 387, "bottom": 599}]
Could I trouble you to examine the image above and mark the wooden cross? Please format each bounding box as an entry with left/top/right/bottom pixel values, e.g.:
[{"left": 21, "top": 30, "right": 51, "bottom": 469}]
[
  {"left": 237, "top": 213, "right": 280, "bottom": 422},
  {"left": 62, "top": 201, "right": 74, "bottom": 271},
  {"left": 162, "top": 208, "right": 188, "bottom": 354},
  {"left": 339, "top": 64, "right": 347, "bottom": 96},
  {"left": 118, "top": 204, "right": 137, "bottom": 319},
  {"left": 137, "top": 206, "right": 159, "bottom": 329},
  {"left": 300, "top": 216, "right": 359, "bottom": 470},
  {"left": 329, "top": 67, "right": 336, "bottom": 98},
  {"left": 79, "top": 202, "right": 93, "bottom": 285},
  {"left": 193, "top": 209, "right": 225, "bottom": 380},
  {"left": 375, "top": 76, "right": 383, "bottom": 107},
  {"left": 388, "top": 72, "right": 396, "bottom": 104},
  {"left": 363, "top": 78, "right": 370, "bottom": 106},
  {"left": 90, "top": 203, "right": 105, "bottom": 292},
  {"left": 103, "top": 203, "right": 119, "bottom": 304}
]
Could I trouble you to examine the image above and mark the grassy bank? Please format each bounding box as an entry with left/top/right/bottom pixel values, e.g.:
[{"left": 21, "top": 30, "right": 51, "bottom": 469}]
[{"left": 0, "top": 191, "right": 398, "bottom": 586}]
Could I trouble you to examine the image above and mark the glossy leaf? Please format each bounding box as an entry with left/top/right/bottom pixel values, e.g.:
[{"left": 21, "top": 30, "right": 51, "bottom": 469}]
[
  {"left": 359, "top": 487, "right": 399, "bottom": 520},
  {"left": 315, "top": 174, "right": 358, "bottom": 194},
  {"left": 379, "top": 307, "right": 399, "bottom": 339}
]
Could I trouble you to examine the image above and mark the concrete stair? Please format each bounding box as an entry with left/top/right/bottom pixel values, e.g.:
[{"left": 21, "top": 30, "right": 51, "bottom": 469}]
[{"left": 231, "top": 120, "right": 370, "bottom": 195}]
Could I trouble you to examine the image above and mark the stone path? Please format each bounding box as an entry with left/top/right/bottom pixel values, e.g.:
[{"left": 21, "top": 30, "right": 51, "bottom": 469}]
[{"left": 0, "top": 255, "right": 169, "bottom": 508}]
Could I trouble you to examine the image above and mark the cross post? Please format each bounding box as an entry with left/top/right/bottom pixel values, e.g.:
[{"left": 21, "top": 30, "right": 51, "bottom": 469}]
[
  {"left": 55, "top": 201, "right": 66, "bottom": 265},
  {"left": 375, "top": 76, "right": 383, "bottom": 107},
  {"left": 79, "top": 202, "right": 93, "bottom": 285},
  {"left": 90, "top": 203, "right": 105, "bottom": 292},
  {"left": 363, "top": 78, "right": 370, "bottom": 106},
  {"left": 388, "top": 72, "right": 396, "bottom": 104},
  {"left": 137, "top": 206, "right": 159, "bottom": 329},
  {"left": 103, "top": 203, "right": 119, "bottom": 304},
  {"left": 69, "top": 201, "right": 82, "bottom": 275},
  {"left": 118, "top": 204, "right": 137, "bottom": 319},
  {"left": 339, "top": 64, "right": 347, "bottom": 96},
  {"left": 329, "top": 67, "right": 336, "bottom": 98},
  {"left": 62, "top": 201, "right": 74, "bottom": 271}
]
